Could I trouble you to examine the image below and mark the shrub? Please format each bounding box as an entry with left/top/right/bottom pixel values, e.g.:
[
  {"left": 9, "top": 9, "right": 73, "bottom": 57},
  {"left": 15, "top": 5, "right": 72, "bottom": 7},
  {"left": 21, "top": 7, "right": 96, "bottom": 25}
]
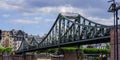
[
  {"left": 0, "top": 46, "right": 5, "bottom": 52},
  {"left": 83, "top": 48, "right": 110, "bottom": 54},
  {"left": 62, "top": 47, "right": 77, "bottom": 51},
  {"left": 4, "top": 47, "right": 13, "bottom": 53},
  {"left": 38, "top": 47, "right": 110, "bottom": 54}
]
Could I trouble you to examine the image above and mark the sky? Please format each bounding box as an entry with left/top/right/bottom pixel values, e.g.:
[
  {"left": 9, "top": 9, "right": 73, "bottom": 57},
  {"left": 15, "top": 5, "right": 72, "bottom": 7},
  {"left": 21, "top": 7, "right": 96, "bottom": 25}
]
[{"left": 0, "top": 0, "right": 120, "bottom": 36}]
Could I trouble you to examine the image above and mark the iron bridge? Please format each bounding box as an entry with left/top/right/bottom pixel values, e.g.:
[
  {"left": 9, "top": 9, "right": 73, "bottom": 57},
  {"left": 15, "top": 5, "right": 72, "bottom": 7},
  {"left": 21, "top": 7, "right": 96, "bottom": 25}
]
[{"left": 16, "top": 13, "right": 113, "bottom": 54}]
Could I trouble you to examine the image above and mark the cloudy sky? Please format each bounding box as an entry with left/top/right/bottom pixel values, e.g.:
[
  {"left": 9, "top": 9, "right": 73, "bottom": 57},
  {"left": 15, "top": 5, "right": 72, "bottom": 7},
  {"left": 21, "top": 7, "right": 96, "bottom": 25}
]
[{"left": 0, "top": 0, "right": 120, "bottom": 36}]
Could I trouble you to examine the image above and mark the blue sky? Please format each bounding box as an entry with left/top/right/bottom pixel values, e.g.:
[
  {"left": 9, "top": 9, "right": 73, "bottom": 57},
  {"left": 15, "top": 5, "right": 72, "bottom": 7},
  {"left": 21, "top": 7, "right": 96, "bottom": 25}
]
[{"left": 0, "top": 0, "right": 120, "bottom": 36}]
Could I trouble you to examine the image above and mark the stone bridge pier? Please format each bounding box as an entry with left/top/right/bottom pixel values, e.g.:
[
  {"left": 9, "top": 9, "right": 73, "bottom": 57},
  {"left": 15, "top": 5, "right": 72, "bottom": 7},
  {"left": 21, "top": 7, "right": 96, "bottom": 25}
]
[{"left": 110, "top": 28, "right": 120, "bottom": 60}]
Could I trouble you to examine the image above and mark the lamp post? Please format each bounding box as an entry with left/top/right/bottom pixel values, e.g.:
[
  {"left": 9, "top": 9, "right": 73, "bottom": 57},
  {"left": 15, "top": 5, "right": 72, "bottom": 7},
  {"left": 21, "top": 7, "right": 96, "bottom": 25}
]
[{"left": 108, "top": 0, "right": 120, "bottom": 60}]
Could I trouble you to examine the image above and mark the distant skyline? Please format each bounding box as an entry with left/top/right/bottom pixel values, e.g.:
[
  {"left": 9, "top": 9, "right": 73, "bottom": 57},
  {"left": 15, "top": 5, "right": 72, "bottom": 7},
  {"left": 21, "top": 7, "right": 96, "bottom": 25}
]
[{"left": 0, "top": 0, "right": 120, "bottom": 36}]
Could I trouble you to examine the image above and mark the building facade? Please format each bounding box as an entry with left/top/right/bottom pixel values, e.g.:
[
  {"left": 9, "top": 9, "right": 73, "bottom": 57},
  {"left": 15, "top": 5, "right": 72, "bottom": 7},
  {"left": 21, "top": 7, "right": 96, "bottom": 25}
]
[
  {"left": 1, "top": 30, "right": 14, "bottom": 48},
  {"left": 0, "top": 29, "right": 28, "bottom": 51},
  {"left": 12, "top": 30, "right": 28, "bottom": 51},
  {"left": 0, "top": 29, "right": 44, "bottom": 51}
]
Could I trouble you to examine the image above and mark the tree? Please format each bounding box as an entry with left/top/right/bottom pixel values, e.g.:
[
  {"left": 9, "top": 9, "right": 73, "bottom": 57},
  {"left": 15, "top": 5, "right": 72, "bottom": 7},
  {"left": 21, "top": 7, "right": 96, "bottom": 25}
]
[
  {"left": 106, "top": 43, "right": 110, "bottom": 49},
  {"left": 0, "top": 46, "right": 5, "bottom": 55},
  {"left": 4, "top": 47, "right": 13, "bottom": 55},
  {"left": 5, "top": 47, "right": 13, "bottom": 52},
  {"left": 79, "top": 48, "right": 84, "bottom": 60}
]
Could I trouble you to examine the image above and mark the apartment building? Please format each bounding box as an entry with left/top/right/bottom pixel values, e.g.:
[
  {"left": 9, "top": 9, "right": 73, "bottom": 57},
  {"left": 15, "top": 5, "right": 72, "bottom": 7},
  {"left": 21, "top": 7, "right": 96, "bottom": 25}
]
[
  {"left": 13, "top": 30, "right": 28, "bottom": 51},
  {"left": 0, "top": 29, "right": 28, "bottom": 51},
  {"left": 1, "top": 30, "right": 14, "bottom": 48}
]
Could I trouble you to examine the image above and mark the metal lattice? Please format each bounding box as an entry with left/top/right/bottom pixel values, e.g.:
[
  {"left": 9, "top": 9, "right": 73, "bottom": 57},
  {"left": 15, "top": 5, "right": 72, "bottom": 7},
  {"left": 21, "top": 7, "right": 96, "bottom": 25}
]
[{"left": 16, "top": 13, "right": 112, "bottom": 54}]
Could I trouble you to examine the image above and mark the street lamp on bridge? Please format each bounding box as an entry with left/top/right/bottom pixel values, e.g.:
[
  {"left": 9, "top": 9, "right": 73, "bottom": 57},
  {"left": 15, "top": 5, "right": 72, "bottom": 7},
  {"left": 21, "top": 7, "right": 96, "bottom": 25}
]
[{"left": 108, "top": 0, "right": 120, "bottom": 60}]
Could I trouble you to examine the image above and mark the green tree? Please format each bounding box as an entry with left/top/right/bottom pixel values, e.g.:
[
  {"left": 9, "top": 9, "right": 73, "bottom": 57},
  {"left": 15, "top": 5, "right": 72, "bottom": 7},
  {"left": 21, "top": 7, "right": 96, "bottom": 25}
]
[
  {"left": 106, "top": 43, "right": 110, "bottom": 49},
  {"left": 5, "top": 47, "right": 13, "bottom": 52},
  {"left": 0, "top": 46, "right": 5, "bottom": 55},
  {"left": 4, "top": 47, "right": 13, "bottom": 55},
  {"left": 0, "top": 46, "right": 5, "bottom": 52}
]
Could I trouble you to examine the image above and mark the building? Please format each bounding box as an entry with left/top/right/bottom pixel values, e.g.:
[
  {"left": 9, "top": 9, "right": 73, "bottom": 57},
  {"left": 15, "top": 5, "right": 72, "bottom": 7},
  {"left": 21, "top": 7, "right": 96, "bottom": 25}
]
[
  {"left": 27, "top": 35, "right": 43, "bottom": 44},
  {"left": 83, "top": 43, "right": 109, "bottom": 49},
  {"left": 33, "top": 35, "right": 43, "bottom": 43},
  {"left": 1, "top": 30, "right": 14, "bottom": 48},
  {"left": 0, "top": 29, "right": 44, "bottom": 51},
  {"left": 13, "top": 30, "right": 28, "bottom": 51},
  {"left": 0, "top": 29, "right": 28, "bottom": 51}
]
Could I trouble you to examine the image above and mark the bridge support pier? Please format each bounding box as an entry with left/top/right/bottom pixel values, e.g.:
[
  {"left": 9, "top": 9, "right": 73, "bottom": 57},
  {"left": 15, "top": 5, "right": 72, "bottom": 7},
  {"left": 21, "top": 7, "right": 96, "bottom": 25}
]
[
  {"left": 23, "top": 52, "right": 26, "bottom": 60},
  {"left": 63, "top": 50, "right": 79, "bottom": 60},
  {"left": 51, "top": 50, "right": 86, "bottom": 60},
  {"left": 110, "top": 28, "right": 120, "bottom": 60}
]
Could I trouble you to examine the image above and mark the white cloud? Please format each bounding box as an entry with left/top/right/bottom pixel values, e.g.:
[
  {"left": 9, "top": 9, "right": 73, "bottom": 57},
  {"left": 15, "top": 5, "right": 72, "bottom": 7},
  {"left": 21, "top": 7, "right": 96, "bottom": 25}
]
[
  {"left": 11, "top": 19, "right": 40, "bottom": 24},
  {"left": 0, "top": 0, "right": 115, "bottom": 26},
  {"left": 28, "top": 5, "right": 85, "bottom": 16},
  {"left": 34, "top": 17, "right": 42, "bottom": 20},
  {"left": 2, "top": 14, "right": 10, "bottom": 18},
  {"left": 6, "top": 0, "right": 25, "bottom": 5},
  {"left": 0, "top": 1, "right": 86, "bottom": 16},
  {"left": 0, "top": 0, "right": 22, "bottom": 10},
  {"left": 44, "top": 19, "right": 55, "bottom": 22},
  {"left": 0, "top": 0, "right": 105, "bottom": 18},
  {"left": 22, "top": 12, "right": 34, "bottom": 16},
  {"left": 87, "top": 17, "right": 114, "bottom": 25}
]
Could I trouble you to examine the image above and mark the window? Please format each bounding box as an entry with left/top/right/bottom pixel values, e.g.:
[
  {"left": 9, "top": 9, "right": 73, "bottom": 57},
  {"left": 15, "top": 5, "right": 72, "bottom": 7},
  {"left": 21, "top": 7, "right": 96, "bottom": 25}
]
[
  {"left": 10, "top": 38, "right": 13, "bottom": 40},
  {"left": 2, "top": 38, "right": 4, "bottom": 40},
  {"left": 14, "top": 38, "right": 17, "bottom": 41}
]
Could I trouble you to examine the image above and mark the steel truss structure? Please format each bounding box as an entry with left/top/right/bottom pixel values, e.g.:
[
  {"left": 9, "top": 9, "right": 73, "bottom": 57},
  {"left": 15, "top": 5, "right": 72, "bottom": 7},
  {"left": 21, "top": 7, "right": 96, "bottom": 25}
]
[{"left": 16, "top": 13, "right": 112, "bottom": 54}]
